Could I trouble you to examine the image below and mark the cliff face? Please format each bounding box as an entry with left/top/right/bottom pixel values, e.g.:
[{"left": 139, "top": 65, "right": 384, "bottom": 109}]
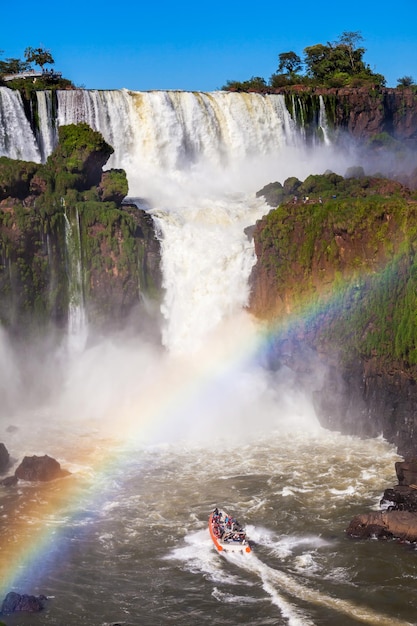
[
  {"left": 323, "top": 87, "right": 417, "bottom": 145},
  {"left": 249, "top": 176, "right": 417, "bottom": 458},
  {"left": 0, "top": 125, "right": 162, "bottom": 340}
]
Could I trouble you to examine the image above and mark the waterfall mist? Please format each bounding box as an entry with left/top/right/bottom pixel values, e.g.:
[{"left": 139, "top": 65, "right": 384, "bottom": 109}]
[{"left": 0, "top": 89, "right": 367, "bottom": 452}]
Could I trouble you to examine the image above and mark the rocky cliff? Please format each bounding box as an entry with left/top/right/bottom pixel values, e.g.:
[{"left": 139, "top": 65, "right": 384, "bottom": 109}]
[
  {"left": 0, "top": 124, "right": 161, "bottom": 341},
  {"left": 282, "top": 87, "right": 417, "bottom": 148},
  {"left": 249, "top": 173, "right": 417, "bottom": 458}
]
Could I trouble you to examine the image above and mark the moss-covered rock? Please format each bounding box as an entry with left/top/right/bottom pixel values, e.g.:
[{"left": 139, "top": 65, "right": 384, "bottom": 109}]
[
  {"left": 0, "top": 124, "right": 161, "bottom": 337},
  {"left": 0, "top": 157, "right": 38, "bottom": 200}
]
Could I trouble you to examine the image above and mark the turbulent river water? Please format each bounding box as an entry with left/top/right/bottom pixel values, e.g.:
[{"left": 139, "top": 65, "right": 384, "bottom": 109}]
[{"left": 0, "top": 88, "right": 416, "bottom": 625}]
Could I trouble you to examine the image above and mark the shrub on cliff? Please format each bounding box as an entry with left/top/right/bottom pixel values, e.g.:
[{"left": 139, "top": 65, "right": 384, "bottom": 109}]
[
  {"left": 0, "top": 157, "right": 38, "bottom": 200},
  {"left": 33, "top": 123, "right": 114, "bottom": 196},
  {"left": 99, "top": 169, "right": 128, "bottom": 203}
]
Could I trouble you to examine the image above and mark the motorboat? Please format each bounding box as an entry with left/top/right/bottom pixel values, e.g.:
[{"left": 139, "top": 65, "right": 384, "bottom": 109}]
[{"left": 209, "top": 507, "right": 252, "bottom": 553}]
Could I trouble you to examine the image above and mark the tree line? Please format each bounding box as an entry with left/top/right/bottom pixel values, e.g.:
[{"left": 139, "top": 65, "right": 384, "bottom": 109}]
[{"left": 223, "top": 31, "right": 415, "bottom": 92}]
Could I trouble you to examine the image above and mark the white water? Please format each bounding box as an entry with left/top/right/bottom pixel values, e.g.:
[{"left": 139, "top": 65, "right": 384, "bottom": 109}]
[
  {"left": 36, "top": 91, "right": 57, "bottom": 161},
  {"left": 64, "top": 207, "right": 88, "bottom": 353},
  {"left": 0, "top": 87, "right": 40, "bottom": 161},
  {"left": 49, "top": 89, "right": 351, "bottom": 353}
]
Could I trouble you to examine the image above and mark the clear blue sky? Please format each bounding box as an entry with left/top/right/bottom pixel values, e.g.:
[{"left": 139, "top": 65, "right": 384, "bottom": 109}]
[{"left": 2, "top": 0, "right": 416, "bottom": 90}]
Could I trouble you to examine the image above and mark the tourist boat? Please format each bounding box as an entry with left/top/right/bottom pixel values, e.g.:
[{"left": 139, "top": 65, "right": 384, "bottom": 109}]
[{"left": 209, "top": 507, "right": 252, "bottom": 553}]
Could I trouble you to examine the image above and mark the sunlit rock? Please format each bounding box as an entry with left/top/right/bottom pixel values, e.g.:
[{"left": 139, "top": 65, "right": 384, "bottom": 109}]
[{"left": 346, "top": 510, "right": 417, "bottom": 542}]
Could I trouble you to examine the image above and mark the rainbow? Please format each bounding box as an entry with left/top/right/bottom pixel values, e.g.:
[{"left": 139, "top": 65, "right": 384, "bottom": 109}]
[{"left": 0, "top": 259, "right": 397, "bottom": 600}]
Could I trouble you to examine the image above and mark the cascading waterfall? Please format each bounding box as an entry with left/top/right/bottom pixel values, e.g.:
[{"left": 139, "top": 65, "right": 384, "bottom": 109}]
[
  {"left": 35, "top": 91, "right": 57, "bottom": 161},
  {"left": 0, "top": 87, "right": 340, "bottom": 352},
  {"left": 318, "top": 95, "right": 331, "bottom": 145},
  {"left": 64, "top": 205, "right": 87, "bottom": 353},
  {"left": 0, "top": 87, "right": 41, "bottom": 161}
]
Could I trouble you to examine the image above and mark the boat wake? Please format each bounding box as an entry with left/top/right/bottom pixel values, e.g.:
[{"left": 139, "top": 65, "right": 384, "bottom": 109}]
[
  {"left": 227, "top": 551, "right": 413, "bottom": 626},
  {"left": 170, "top": 528, "right": 413, "bottom": 626}
]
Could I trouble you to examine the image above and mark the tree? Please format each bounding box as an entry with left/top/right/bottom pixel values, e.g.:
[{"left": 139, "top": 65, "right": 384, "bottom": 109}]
[
  {"left": 277, "top": 51, "right": 302, "bottom": 75},
  {"left": 303, "top": 32, "right": 381, "bottom": 86},
  {"left": 24, "top": 47, "right": 54, "bottom": 70},
  {"left": 336, "top": 31, "right": 365, "bottom": 72},
  {"left": 0, "top": 57, "right": 31, "bottom": 76},
  {"left": 397, "top": 75, "right": 415, "bottom": 87},
  {"left": 303, "top": 43, "right": 333, "bottom": 81}
]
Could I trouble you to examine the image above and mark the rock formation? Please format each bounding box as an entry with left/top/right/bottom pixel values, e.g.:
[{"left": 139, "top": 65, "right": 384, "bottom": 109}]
[
  {"left": 0, "top": 124, "right": 162, "bottom": 338},
  {"left": 0, "top": 443, "right": 9, "bottom": 473},
  {"left": 0, "top": 592, "right": 47, "bottom": 614},
  {"left": 14, "top": 454, "right": 70, "bottom": 481},
  {"left": 250, "top": 173, "right": 417, "bottom": 457},
  {"left": 347, "top": 460, "right": 417, "bottom": 542}
]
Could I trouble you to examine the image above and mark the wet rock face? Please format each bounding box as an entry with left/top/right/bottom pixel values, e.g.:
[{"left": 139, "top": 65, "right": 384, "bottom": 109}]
[
  {"left": 395, "top": 460, "right": 417, "bottom": 486},
  {"left": 381, "top": 486, "right": 417, "bottom": 512},
  {"left": 0, "top": 443, "right": 9, "bottom": 473},
  {"left": 0, "top": 592, "right": 47, "bottom": 614},
  {"left": 14, "top": 454, "right": 70, "bottom": 481},
  {"left": 346, "top": 510, "right": 417, "bottom": 542}
]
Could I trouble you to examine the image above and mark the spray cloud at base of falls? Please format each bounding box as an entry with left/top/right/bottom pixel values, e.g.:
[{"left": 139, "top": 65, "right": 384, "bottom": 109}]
[{"left": 0, "top": 88, "right": 356, "bottom": 442}]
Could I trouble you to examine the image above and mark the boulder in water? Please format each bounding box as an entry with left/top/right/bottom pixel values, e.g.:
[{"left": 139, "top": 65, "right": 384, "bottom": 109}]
[
  {"left": 15, "top": 454, "right": 70, "bottom": 481},
  {"left": 0, "top": 443, "right": 9, "bottom": 473},
  {"left": 346, "top": 510, "right": 417, "bottom": 542},
  {"left": 0, "top": 475, "right": 18, "bottom": 487},
  {"left": 0, "top": 592, "right": 47, "bottom": 614}
]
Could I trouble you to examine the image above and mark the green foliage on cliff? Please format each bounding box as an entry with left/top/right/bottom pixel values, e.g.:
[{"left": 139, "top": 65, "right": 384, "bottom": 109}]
[
  {"left": 34, "top": 123, "right": 115, "bottom": 197},
  {"left": 254, "top": 173, "right": 417, "bottom": 366},
  {"left": 0, "top": 157, "right": 38, "bottom": 200},
  {"left": 0, "top": 123, "right": 158, "bottom": 336}
]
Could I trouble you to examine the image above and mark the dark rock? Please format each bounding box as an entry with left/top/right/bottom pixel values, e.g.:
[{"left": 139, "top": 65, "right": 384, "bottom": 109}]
[
  {"left": 346, "top": 510, "right": 417, "bottom": 542},
  {"left": 395, "top": 460, "right": 417, "bottom": 486},
  {"left": 0, "top": 475, "right": 18, "bottom": 487},
  {"left": 0, "top": 444, "right": 9, "bottom": 473},
  {"left": 381, "top": 485, "right": 417, "bottom": 511},
  {"left": 1, "top": 592, "right": 47, "bottom": 614},
  {"left": 15, "top": 455, "right": 70, "bottom": 482}
]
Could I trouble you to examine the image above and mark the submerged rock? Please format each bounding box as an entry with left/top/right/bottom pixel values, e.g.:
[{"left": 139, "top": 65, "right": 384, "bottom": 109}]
[
  {"left": 15, "top": 454, "right": 70, "bottom": 481},
  {"left": 0, "top": 592, "right": 47, "bottom": 614}
]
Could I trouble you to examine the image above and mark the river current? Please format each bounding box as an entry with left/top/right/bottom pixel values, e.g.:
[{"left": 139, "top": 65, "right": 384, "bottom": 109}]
[{"left": 1, "top": 410, "right": 414, "bottom": 626}]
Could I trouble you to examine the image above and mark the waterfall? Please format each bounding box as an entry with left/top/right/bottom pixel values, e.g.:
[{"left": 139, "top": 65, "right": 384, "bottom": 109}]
[
  {"left": 35, "top": 91, "right": 57, "bottom": 161},
  {"left": 64, "top": 205, "right": 87, "bottom": 353},
  {"left": 53, "top": 90, "right": 305, "bottom": 203},
  {"left": 0, "top": 87, "right": 41, "bottom": 161},
  {"left": 318, "top": 95, "right": 331, "bottom": 145},
  {"left": 0, "top": 87, "right": 345, "bottom": 352}
]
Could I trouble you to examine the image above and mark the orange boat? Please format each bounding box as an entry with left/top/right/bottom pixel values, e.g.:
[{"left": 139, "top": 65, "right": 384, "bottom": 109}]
[{"left": 209, "top": 507, "right": 252, "bottom": 554}]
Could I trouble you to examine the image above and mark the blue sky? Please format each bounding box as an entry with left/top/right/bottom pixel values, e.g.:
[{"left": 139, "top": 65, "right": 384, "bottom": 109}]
[{"left": 1, "top": 0, "right": 416, "bottom": 91}]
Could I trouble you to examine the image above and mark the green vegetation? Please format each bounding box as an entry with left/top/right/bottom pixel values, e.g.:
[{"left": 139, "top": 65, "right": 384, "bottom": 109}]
[
  {"left": 0, "top": 46, "right": 73, "bottom": 90},
  {"left": 0, "top": 123, "right": 155, "bottom": 335},
  {"left": 223, "top": 31, "right": 386, "bottom": 91},
  {"left": 254, "top": 172, "right": 417, "bottom": 367}
]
